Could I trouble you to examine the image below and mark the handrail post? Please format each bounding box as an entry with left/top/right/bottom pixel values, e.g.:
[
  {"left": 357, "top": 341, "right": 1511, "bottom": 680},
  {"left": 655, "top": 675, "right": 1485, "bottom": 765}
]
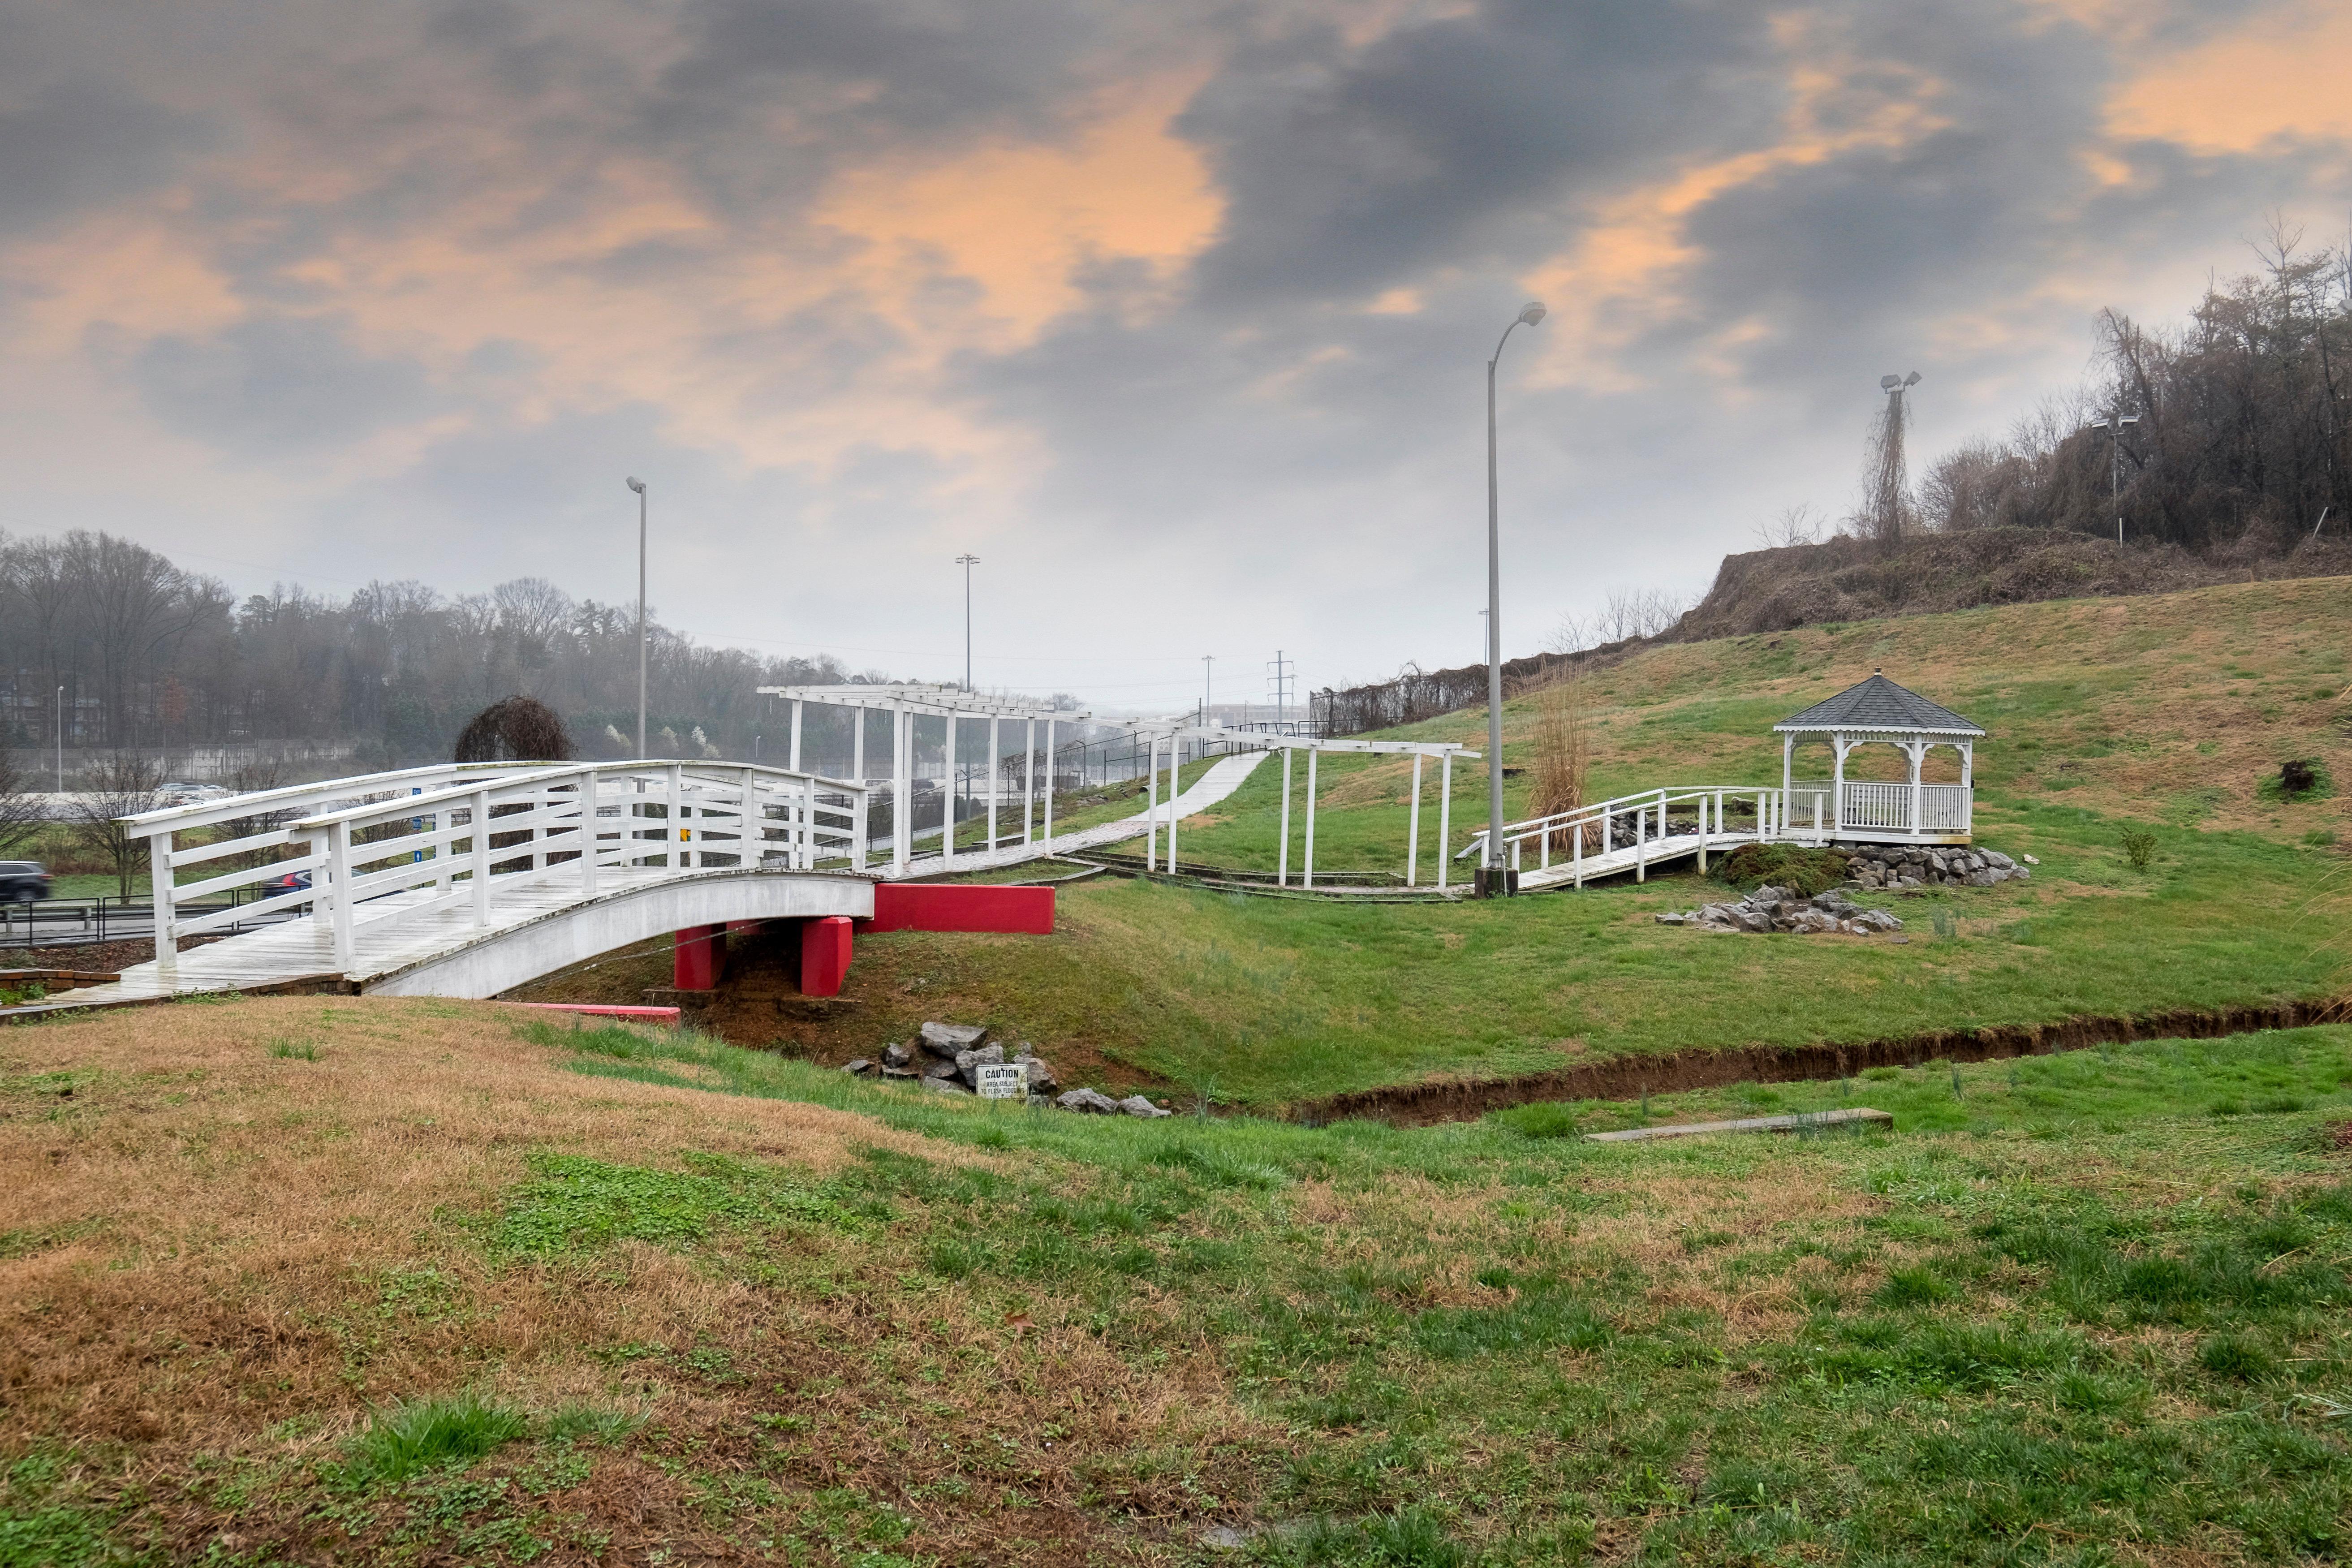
[
  {"left": 1636, "top": 797, "right": 1647, "bottom": 882},
  {"left": 147, "top": 828, "right": 176, "bottom": 970},
  {"left": 329, "top": 819, "right": 355, "bottom": 972},
  {"left": 471, "top": 788, "right": 492, "bottom": 926},
  {"left": 1573, "top": 810, "right": 1584, "bottom": 889},
  {"left": 1406, "top": 752, "right": 1422, "bottom": 888},
  {"left": 667, "top": 763, "right": 685, "bottom": 870},
  {"left": 739, "top": 766, "right": 759, "bottom": 869},
  {"left": 580, "top": 769, "right": 600, "bottom": 895},
  {"left": 1436, "top": 750, "right": 1452, "bottom": 893}
]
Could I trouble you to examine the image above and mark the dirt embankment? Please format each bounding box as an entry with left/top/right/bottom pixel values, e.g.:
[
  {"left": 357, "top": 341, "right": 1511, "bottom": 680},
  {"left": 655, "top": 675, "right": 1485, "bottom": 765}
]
[
  {"left": 1676, "top": 529, "right": 2352, "bottom": 641},
  {"left": 1288, "top": 998, "right": 2349, "bottom": 1127}
]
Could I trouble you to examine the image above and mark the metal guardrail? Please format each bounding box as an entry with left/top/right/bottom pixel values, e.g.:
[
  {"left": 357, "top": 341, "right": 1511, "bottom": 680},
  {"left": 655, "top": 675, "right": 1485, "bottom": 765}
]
[{"left": 0, "top": 886, "right": 289, "bottom": 949}]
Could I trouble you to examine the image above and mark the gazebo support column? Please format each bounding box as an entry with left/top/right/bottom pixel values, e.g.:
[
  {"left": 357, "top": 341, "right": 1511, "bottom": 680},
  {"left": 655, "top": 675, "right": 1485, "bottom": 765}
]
[
  {"left": 1905, "top": 738, "right": 1926, "bottom": 840},
  {"left": 1831, "top": 734, "right": 1849, "bottom": 839}
]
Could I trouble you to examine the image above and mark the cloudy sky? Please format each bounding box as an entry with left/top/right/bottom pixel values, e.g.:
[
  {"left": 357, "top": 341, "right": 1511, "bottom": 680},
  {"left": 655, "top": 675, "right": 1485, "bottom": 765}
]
[{"left": 4, "top": 0, "right": 2349, "bottom": 711}]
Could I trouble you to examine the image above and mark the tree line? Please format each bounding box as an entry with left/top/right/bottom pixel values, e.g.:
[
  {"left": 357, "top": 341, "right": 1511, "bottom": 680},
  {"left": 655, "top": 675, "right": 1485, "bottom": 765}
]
[
  {"left": 1918, "top": 226, "right": 2348, "bottom": 547},
  {"left": 0, "top": 530, "right": 857, "bottom": 772}
]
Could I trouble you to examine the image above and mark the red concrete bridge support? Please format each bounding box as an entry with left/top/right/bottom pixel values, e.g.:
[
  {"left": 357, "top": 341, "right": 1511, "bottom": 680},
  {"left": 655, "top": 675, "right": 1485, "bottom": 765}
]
[{"left": 670, "top": 884, "right": 1055, "bottom": 999}]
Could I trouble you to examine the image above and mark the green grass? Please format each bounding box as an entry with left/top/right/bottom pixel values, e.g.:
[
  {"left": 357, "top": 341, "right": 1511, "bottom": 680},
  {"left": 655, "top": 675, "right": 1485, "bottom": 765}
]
[
  {"left": 11, "top": 1011, "right": 2352, "bottom": 1563},
  {"left": 863, "top": 580, "right": 2352, "bottom": 1105},
  {"left": 877, "top": 792, "right": 2344, "bottom": 1106},
  {"left": 527, "top": 1021, "right": 2352, "bottom": 1563},
  {"left": 340, "top": 1392, "right": 530, "bottom": 1486}
]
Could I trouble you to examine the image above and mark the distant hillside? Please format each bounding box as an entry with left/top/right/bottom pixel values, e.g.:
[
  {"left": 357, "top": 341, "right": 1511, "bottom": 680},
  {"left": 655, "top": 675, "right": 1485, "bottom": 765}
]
[{"left": 1676, "top": 528, "right": 2352, "bottom": 641}]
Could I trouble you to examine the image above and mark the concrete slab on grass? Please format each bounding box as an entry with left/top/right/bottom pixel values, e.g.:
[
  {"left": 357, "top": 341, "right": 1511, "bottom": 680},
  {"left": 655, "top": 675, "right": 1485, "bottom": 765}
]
[{"left": 1586, "top": 1107, "right": 1893, "bottom": 1142}]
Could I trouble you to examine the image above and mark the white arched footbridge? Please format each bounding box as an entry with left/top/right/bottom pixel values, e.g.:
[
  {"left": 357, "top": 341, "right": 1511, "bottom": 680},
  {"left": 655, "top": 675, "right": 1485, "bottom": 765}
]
[{"left": 4, "top": 749, "right": 1288, "bottom": 1015}]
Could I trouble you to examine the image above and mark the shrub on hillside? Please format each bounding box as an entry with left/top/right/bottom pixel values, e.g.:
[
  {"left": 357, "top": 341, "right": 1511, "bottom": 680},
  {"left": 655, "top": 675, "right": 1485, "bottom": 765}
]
[{"left": 1708, "top": 843, "right": 1849, "bottom": 896}]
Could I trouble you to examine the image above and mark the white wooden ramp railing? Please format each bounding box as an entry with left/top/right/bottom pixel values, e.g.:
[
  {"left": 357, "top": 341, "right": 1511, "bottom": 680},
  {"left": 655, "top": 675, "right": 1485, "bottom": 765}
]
[
  {"left": 1460, "top": 784, "right": 1830, "bottom": 889},
  {"left": 128, "top": 760, "right": 866, "bottom": 969}
]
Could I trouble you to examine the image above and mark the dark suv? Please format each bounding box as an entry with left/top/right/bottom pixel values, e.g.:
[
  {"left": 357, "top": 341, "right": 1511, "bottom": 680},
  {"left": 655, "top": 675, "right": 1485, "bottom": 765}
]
[{"left": 0, "top": 862, "right": 52, "bottom": 905}]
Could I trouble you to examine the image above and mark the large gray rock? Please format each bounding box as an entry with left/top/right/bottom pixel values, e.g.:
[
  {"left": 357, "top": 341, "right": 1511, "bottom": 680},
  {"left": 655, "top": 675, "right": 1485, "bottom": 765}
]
[
  {"left": 880, "top": 1065, "right": 919, "bottom": 1081},
  {"left": 920, "top": 1021, "right": 988, "bottom": 1057},
  {"left": 922, "top": 1055, "right": 961, "bottom": 1080},
  {"left": 1852, "top": 908, "right": 1903, "bottom": 932},
  {"left": 1057, "top": 1088, "right": 1120, "bottom": 1115},
  {"left": 842, "top": 1058, "right": 874, "bottom": 1077},
  {"left": 922, "top": 1075, "right": 974, "bottom": 1096},
  {"left": 880, "top": 1041, "right": 914, "bottom": 1069},
  {"left": 1982, "top": 850, "right": 2015, "bottom": 870},
  {"left": 1118, "top": 1094, "right": 1173, "bottom": 1118},
  {"left": 954, "top": 1042, "right": 1006, "bottom": 1086},
  {"left": 1013, "top": 1046, "right": 1060, "bottom": 1095}
]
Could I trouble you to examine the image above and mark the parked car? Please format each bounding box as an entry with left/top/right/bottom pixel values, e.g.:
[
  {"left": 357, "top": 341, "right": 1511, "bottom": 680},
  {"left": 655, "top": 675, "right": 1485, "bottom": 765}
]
[
  {"left": 268, "top": 869, "right": 313, "bottom": 893},
  {"left": 0, "top": 861, "right": 52, "bottom": 905}
]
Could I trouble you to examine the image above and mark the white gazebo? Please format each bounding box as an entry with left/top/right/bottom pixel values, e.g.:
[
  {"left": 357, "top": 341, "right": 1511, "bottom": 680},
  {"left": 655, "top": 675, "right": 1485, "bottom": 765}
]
[{"left": 1773, "top": 672, "right": 1984, "bottom": 844}]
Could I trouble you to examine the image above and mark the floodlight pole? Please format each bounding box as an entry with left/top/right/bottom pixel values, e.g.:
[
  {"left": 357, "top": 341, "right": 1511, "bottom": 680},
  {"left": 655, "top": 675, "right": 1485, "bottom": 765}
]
[
  {"left": 955, "top": 553, "right": 979, "bottom": 691},
  {"left": 1485, "top": 302, "right": 1546, "bottom": 895},
  {"left": 626, "top": 477, "right": 648, "bottom": 757},
  {"left": 2083, "top": 414, "right": 2139, "bottom": 543}
]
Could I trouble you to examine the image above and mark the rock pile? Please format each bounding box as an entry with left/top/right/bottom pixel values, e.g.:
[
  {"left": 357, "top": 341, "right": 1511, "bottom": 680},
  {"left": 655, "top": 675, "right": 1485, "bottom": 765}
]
[
  {"left": 841, "top": 1021, "right": 1172, "bottom": 1116},
  {"left": 1656, "top": 885, "right": 1904, "bottom": 935},
  {"left": 1847, "top": 846, "right": 2026, "bottom": 888}
]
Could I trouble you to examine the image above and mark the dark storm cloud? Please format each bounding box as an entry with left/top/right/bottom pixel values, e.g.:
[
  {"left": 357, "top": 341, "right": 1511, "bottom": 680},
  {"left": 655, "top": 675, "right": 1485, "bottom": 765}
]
[
  {"left": 0, "top": 76, "right": 202, "bottom": 237},
  {"left": 1181, "top": 0, "right": 1778, "bottom": 304}
]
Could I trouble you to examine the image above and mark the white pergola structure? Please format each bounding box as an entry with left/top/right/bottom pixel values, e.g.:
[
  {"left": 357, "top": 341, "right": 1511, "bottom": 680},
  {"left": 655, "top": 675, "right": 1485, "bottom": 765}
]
[
  {"left": 1774, "top": 672, "right": 1985, "bottom": 845},
  {"left": 755, "top": 684, "right": 1088, "bottom": 875},
  {"left": 1130, "top": 723, "right": 1478, "bottom": 891}
]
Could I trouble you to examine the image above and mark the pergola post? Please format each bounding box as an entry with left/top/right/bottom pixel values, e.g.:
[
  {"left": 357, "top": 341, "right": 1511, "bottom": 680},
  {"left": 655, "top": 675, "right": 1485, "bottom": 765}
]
[
  {"left": 987, "top": 715, "right": 1000, "bottom": 852},
  {"left": 942, "top": 712, "right": 958, "bottom": 868},
  {"left": 1167, "top": 733, "right": 1181, "bottom": 871},
  {"left": 1278, "top": 745, "right": 1292, "bottom": 886},
  {"left": 1406, "top": 752, "right": 1423, "bottom": 887},
  {"left": 851, "top": 706, "right": 867, "bottom": 869},
  {"left": 892, "top": 705, "right": 910, "bottom": 875},
  {"left": 1043, "top": 717, "right": 1056, "bottom": 843},
  {"left": 1438, "top": 750, "right": 1452, "bottom": 892},
  {"left": 1145, "top": 733, "right": 1160, "bottom": 869},
  {"left": 788, "top": 700, "right": 803, "bottom": 771},
  {"left": 1303, "top": 745, "right": 1318, "bottom": 890}
]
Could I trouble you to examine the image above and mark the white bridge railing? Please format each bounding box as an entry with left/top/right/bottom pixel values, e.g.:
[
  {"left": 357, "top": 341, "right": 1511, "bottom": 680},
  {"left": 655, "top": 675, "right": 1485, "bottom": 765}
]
[
  {"left": 125, "top": 760, "right": 868, "bottom": 970},
  {"left": 1461, "top": 776, "right": 1973, "bottom": 886}
]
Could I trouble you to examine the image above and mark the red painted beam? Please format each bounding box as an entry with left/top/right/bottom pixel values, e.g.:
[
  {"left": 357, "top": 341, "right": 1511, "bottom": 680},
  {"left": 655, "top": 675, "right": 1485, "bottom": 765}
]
[
  {"left": 867, "top": 883, "right": 1055, "bottom": 935},
  {"left": 800, "top": 915, "right": 853, "bottom": 996},
  {"left": 673, "top": 923, "right": 724, "bottom": 990}
]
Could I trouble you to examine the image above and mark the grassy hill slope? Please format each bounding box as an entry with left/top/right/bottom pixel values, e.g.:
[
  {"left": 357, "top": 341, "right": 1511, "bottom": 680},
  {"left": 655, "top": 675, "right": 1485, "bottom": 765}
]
[
  {"left": 517, "top": 578, "right": 2350, "bottom": 1107},
  {"left": 5, "top": 999, "right": 2349, "bottom": 1563}
]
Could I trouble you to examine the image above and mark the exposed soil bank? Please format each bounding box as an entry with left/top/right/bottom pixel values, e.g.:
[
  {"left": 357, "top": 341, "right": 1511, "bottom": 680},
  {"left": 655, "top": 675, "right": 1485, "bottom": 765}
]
[{"left": 1286, "top": 998, "right": 2349, "bottom": 1127}]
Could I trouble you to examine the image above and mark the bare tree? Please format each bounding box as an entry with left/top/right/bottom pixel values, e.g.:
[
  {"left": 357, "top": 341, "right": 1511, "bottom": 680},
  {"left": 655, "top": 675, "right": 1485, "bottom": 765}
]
[
  {"left": 69, "top": 752, "right": 165, "bottom": 898},
  {"left": 1753, "top": 504, "right": 1823, "bottom": 548},
  {"left": 0, "top": 749, "right": 44, "bottom": 857}
]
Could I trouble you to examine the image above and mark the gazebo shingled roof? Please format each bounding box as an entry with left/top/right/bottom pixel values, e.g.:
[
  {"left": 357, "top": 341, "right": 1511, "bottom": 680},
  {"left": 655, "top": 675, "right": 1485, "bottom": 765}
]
[{"left": 1772, "top": 673, "right": 1985, "bottom": 737}]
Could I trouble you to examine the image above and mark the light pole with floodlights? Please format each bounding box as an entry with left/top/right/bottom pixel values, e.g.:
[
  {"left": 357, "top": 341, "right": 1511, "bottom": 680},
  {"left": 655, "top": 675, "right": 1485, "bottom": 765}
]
[
  {"left": 955, "top": 553, "right": 979, "bottom": 692},
  {"left": 1484, "top": 301, "right": 1546, "bottom": 895},
  {"left": 626, "top": 477, "right": 648, "bottom": 757},
  {"left": 2082, "top": 412, "right": 2139, "bottom": 543}
]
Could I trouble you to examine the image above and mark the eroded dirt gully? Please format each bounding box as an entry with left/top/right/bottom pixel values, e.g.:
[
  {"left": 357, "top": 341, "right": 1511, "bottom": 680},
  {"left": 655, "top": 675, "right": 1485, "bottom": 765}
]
[{"left": 1285, "top": 999, "right": 2350, "bottom": 1128}]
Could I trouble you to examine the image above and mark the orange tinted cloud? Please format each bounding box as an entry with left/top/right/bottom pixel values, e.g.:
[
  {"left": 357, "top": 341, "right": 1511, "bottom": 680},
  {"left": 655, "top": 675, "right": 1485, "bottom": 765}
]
[{"left": 2109, "top": 1, "right": 2352, "bottom": 150}]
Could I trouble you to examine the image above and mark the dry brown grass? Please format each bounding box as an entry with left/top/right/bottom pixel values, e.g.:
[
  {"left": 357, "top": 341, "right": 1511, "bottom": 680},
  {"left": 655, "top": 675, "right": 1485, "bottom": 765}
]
[{"left": 0, "top": 996, "right": 1271, "bottom": 1563}]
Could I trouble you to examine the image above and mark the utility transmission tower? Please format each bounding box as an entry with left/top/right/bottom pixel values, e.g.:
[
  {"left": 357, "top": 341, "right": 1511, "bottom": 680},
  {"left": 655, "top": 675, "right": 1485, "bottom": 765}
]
[{"left": 1267, "top": 651, "right": 1295, "bottom": 731}]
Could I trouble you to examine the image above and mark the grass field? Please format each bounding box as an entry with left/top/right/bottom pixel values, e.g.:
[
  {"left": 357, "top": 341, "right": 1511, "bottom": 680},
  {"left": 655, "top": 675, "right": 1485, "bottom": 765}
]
[
  {"left": 4, "top": 996, "right": 2348, "bottom": 1563},
  {"left": 513, "top": 579, "right": 2352, "bottom": 1107}
]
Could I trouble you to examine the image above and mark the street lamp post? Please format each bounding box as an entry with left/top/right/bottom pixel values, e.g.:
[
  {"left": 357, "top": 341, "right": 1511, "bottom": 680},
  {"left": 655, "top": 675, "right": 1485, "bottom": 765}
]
[
  {"left": 1484, "top": 301, "right": 1546, "bottom": 896},
  {"left": 955, "top": 553, "right": 980, "bottom": 692},
  {"left": 626, "top": 477, "right": 648, "bottom": 756}
]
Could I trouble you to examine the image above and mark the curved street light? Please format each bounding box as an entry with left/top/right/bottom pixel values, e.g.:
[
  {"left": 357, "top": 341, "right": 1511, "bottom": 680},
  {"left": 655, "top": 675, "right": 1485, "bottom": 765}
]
[
  {"left": 626, "top": 477, "right": 648, "bottom": 757},
  {"left": 1484, "top": 301, "right": 1546, "bottom": 894}
]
